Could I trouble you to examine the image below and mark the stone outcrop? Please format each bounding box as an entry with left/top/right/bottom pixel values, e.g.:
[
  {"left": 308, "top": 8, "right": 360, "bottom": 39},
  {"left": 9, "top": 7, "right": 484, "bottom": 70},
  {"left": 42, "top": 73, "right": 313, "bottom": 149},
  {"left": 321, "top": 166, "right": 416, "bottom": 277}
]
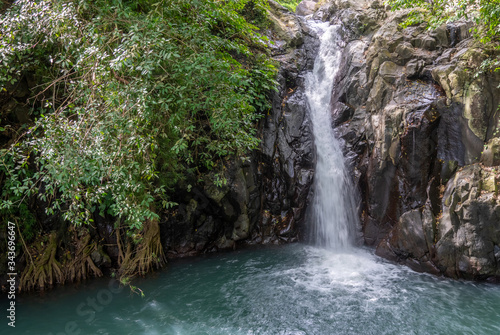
[
  {"left": 376, "top": 164, "right": 500, "bottom": 279},
  {"left": 435, "top": 165, "right": 500, "bottom": 279},
  {"left": 311, "top": 0, "right": 500, "bottom": 280}
]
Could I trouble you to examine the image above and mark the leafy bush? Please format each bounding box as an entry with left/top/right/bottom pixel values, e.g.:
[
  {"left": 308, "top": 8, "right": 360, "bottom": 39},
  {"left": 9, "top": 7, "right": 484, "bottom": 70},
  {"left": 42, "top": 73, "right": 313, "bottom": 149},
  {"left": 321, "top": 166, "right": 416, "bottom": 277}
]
[
  {"left": 0, "top": 0, "right": 277, "bottom": 232},
  {"left": 275, "top": 0, "right": 302, "bottom": 12}
]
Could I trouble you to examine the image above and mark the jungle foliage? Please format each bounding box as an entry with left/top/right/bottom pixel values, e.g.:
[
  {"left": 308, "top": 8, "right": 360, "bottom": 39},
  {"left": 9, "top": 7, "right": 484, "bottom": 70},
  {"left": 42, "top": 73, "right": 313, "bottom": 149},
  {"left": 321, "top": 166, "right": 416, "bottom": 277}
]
[{"left": 0, "top": 0, "right": 277, "bottom": 236}]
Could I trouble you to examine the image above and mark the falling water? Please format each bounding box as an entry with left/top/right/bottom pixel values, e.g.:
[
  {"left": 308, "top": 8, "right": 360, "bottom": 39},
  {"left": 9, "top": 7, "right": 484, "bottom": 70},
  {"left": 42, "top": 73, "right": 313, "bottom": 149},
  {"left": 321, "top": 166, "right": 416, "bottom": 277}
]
[{"left": 306, "top": 23, "right": 359, "bottom": 250}]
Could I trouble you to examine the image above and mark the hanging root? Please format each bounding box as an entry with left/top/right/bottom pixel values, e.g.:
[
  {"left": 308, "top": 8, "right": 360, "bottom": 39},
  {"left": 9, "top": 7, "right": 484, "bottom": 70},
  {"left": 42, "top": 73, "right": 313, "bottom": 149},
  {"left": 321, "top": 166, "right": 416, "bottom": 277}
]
[
  {"left": 19, "top": 232, "right": 64, "bottom": 291},
  {"left": 118, "top": 219, "right": 166, "bottom": 279}
]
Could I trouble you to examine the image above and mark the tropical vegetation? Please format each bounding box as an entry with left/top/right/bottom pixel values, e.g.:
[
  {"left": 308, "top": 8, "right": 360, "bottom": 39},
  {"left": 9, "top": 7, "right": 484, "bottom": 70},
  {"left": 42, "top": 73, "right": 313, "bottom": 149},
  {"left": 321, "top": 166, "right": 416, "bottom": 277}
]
[{"left": 0, "top": 0, "right": 277, "bottom": 289}]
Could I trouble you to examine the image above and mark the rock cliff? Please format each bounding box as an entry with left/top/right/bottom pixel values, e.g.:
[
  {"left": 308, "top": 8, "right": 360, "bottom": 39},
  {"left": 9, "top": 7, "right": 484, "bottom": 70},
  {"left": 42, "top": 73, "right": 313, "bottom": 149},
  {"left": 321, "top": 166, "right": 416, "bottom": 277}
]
[
  {"left": 310, "top": 0, "right": 500, "bottom": 280},
  {"left": 162, "top": 0, "right": 500, "bottom": 282}
]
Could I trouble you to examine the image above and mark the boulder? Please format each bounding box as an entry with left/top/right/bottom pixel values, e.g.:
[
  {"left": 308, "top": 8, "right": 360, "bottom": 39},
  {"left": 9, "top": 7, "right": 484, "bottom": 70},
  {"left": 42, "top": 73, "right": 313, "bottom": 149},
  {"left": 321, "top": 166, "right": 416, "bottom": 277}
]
[
  {"left": 296, "top": 0, "right": 317, "bottom": 16},
  {"left": 378, "top": 61, "right": 402, "bottom": 84},
  {"left": 395, "top": 42, "right": 415, "bottom": 61}
]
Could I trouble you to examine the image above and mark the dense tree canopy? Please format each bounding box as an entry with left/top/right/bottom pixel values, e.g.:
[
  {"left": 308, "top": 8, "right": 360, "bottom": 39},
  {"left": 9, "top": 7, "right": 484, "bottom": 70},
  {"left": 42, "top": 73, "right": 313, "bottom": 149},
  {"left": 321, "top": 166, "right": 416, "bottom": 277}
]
[{"left": 0, "top": 0, "right": 277, "bottom": 235}]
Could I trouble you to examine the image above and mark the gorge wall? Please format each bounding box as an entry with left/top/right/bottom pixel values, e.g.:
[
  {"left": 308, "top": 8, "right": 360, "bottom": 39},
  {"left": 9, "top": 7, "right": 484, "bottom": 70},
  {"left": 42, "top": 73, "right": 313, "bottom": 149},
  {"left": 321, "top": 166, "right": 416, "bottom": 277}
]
[
  {"left": 129, "top": 0, "right": 500, "bottom": 282},
  {"left": 2, "top": 0, "right": 500, "bottom": 289}
]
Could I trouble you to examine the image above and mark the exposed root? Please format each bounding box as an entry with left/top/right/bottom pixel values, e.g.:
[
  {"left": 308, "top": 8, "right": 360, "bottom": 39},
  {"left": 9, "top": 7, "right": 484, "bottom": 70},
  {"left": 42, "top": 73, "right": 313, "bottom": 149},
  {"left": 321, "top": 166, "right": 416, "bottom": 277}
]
[
  {"left": 118, "top": 219, "right": 166, "bottom": 279},
  {"left": 19, "top": 232, "right": 64, "bottom": 291},
  {"left": 19, "top": 219, "right": 164, "bottom": 292},
  {"left": 67, "top": 230, "right": 103, "bottom": 282},
  {"left": 19, "top": 228, "right": 106, "bottom": 291}
]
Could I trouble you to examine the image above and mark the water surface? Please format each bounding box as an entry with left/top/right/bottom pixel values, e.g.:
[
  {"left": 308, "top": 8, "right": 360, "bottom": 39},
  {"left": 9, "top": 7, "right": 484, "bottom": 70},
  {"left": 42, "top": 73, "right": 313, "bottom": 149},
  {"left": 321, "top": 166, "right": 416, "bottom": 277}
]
[{"left": 9, "top": 244, "right": 500, "bottom": 335}]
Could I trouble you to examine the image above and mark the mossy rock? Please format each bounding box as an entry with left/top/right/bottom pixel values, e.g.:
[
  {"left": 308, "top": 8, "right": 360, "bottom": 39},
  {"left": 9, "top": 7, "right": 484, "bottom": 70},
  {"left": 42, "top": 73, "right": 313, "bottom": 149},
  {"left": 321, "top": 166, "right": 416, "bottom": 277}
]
[{"left": 481, "top": 138, "right": 500, "bottom": 166}]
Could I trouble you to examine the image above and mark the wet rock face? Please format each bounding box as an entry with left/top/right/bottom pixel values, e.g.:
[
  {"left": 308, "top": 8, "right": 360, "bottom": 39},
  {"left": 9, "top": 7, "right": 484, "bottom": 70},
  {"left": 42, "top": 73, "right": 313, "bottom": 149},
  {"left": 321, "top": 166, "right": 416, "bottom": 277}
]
[
  {"left": 319, "top": 0, "right": 500, "bottom": 280},
  {"left": 161, "top": 4, "right": 318, "bottom": 257},
  {"left": 161, "top": 160, "right": 261, "bottom": 257},
  {"left": 435, "top": 165, "right": 500, "bottom": 279}
]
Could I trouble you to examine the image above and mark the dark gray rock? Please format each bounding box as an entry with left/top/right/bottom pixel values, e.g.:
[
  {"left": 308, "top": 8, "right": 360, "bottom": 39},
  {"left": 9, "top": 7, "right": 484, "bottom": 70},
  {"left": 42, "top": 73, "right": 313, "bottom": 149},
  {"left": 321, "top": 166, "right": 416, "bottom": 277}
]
[
  {"left": 430, "top": 24, "right": 449, "bottom": 47},
  {"left": 435, "top": 165, "right": 500, "bottom": 279},
  {"left": 379, "top": 61, "right": 403, "bottom": 84},
  {"left": 447, "top": 21, "right": 472, "bottom": 47},
  {"left": 395, "top": 42, "right": 415, "bottom": 61},
  {"left": 325, "top": 0, "right": 500, "bottom": 280},
  {"left": 376, "top": 207, "right": 440, "bottom": 274},
  {"left": 405, "top": 59, "right": 425, "bottom": 78}
]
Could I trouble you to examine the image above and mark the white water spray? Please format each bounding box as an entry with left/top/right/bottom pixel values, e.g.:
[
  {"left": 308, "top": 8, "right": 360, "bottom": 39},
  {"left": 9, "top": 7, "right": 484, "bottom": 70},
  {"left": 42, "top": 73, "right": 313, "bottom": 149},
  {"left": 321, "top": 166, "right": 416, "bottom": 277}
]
[{"left": 306, "top": 23, "right": 359, "bottom": 250}]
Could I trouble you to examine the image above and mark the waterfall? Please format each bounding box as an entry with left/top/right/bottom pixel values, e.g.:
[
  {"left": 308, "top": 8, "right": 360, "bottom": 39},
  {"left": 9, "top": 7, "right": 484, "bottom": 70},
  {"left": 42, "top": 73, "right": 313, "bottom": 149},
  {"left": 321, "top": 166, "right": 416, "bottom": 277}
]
[{"left": 306, "top": 23, "right": 359, "bottom": 250}]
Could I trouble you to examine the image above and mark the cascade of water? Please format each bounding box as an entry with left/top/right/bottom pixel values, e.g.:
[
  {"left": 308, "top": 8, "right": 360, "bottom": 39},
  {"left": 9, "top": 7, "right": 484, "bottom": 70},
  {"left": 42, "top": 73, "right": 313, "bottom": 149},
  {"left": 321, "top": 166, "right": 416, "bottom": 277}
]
[{"left": 306, "top": 23, "right": 359, "bottom": 250}]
